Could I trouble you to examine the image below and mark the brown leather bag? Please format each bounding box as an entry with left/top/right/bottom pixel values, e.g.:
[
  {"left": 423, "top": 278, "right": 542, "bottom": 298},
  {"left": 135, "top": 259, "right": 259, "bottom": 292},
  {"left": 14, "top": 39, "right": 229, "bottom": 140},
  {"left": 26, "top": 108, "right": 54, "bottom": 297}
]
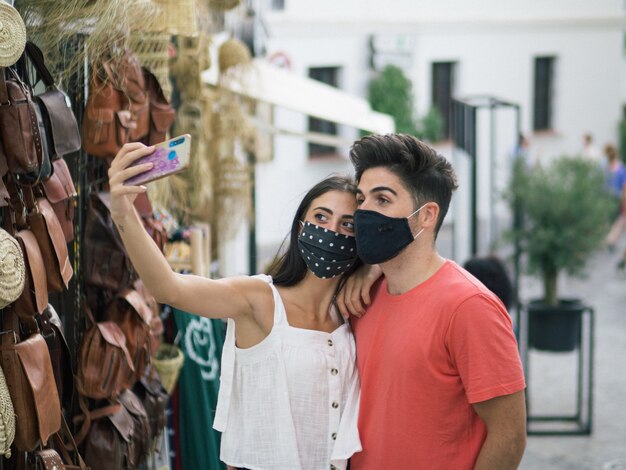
[
  {"left": 133, "top": 371, "right": 168, "bottom": 440},
  {"left": 75, "top": 319, "right": 135, "bottom": 401},
  {"left": 106, "top": 289, "right": 153, "bottom": 382},
  {"left": 41, "top": 158, "right": 77, "bottom": 243},
  {"left": 25, "top": 188, "right": 73, "bottom": 292},
  {"left": 13, "top": 228, "right": 49, "bottom": 317},
  {"left": 83, "top": 192, "right": 136, "bottom": 292},
  {"left": 118, "top": 389, "right": 151, "bottom": 468},
  {"left": 23, "top": 42, "right": 81, "bottom": 159},
  {"left": 82, "top": 51, "right": 148, "bottom": 160},
  {"left": 0, "top": 315, "right": 61, "bottom": 452},
  {"left": 29, "top": 415, "right": 89, "bottom": 470},
  {"left": 134, "top": 279, "right": 163, "bottom": 353},
  {"left": 76, "top": 391, "right": 150, "bottom": 470},
  {"left": 0, "top": 68, "right": 43, "bottom": 180},
  {"left": 142, "top": 67, "right": 175, "bottom": 146}
]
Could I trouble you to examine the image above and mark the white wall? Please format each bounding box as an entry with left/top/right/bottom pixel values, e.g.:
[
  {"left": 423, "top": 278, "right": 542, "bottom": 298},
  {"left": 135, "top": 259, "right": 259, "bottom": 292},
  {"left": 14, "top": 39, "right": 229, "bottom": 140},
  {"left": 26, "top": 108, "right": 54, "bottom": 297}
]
[{"left": 250, "top": 0, "right": 626, "bottom": 266}]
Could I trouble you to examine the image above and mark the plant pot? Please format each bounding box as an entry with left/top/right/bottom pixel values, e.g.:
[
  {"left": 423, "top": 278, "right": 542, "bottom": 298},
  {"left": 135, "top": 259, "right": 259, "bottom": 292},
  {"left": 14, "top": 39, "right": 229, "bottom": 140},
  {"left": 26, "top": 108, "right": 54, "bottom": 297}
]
[{"left": 527, "top": 299, "right": 585, "bottom": 352}]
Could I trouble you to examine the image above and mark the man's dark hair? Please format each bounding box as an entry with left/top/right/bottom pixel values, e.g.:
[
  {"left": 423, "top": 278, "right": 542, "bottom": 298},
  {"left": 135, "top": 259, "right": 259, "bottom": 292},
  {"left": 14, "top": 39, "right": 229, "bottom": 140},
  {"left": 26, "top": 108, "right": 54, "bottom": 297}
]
[{"left": 349, "top": 133, "right": 458, "bottom": 236}]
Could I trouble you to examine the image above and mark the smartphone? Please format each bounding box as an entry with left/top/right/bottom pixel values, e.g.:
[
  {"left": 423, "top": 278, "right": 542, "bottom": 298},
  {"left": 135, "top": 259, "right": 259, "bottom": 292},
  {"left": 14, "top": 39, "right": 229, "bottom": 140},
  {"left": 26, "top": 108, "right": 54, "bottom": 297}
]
[{"left": 124, "top": 134, "right": 192, "bottom": 186}]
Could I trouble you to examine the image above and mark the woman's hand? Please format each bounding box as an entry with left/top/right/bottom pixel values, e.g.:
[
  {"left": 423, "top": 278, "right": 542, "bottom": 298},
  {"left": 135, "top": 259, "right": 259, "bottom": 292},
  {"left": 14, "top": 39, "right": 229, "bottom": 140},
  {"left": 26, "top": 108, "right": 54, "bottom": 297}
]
[
  {"left": 108, "top": 143, "right": 155, "bottom": 220},
  {"left": 336, "top": 264, "right": 383, "bottom": 318}
]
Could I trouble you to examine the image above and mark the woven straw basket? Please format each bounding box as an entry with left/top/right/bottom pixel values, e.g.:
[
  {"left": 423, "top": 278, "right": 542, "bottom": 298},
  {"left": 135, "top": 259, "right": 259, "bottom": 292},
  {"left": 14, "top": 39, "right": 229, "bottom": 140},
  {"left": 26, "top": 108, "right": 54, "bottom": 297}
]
[
  {"left": 0, "top": 365, "right": 15, "bottom": 458},
  {"left": 151, "top": 0, "right": 198, "bottom": 36},
  {"left": 0, "top": 228, "right": 25, "bottom": 309},
  {"left": 129, "top": 32, "right": 172, "bottom": 99},
  {"left": 153, "top": 343, "right": 185, "bottom": 395}
]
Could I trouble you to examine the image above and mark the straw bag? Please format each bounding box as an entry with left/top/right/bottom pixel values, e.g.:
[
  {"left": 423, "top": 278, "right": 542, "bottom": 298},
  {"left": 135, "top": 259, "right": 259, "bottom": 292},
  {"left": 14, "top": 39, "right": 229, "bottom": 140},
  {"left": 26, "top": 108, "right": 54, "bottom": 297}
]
[
  {"left": 152, "top": 0, "right": 198, "bottom": 36},
  {"left": 153, "top": 343, "right": 184, "bottom": 395},
  {"left": 0, "top": 2, "right": 26, "bottom": 68},
  {"left": 0, "top": 363, "right": 15, "bottom": 458},
  {"left": 0, "top": 227, "right": 25, "bottom": 309}
]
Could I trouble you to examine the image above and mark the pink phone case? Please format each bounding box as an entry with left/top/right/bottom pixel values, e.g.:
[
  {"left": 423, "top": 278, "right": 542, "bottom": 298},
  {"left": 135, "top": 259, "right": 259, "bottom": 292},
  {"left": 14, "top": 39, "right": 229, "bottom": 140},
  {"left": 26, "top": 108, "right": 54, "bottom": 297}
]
[{"left": 124, "top": 135, "right": 191, "bottom": 186}]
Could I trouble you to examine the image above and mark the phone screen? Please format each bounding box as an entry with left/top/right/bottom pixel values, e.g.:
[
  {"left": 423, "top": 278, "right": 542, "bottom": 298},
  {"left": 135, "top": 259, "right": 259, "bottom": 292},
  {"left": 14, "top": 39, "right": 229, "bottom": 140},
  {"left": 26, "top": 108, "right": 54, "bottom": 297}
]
[{"left": 124, "top": 135, "right": 191, "bottom": 186}]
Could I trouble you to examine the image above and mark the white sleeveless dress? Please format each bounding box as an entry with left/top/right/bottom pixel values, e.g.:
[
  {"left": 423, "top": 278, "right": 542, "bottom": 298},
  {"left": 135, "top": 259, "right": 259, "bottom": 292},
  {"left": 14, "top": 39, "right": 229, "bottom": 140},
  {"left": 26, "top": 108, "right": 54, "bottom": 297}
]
[{"left": 213, "top": 274, "right": 361, "bottom": 470}]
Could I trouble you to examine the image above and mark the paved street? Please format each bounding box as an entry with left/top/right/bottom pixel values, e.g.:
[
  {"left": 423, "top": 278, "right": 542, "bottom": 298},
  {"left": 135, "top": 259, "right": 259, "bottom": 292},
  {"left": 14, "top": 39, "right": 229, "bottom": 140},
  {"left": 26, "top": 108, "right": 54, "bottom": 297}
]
[{"left": 517, "top": 241, "right": 626, "bottom": 469}]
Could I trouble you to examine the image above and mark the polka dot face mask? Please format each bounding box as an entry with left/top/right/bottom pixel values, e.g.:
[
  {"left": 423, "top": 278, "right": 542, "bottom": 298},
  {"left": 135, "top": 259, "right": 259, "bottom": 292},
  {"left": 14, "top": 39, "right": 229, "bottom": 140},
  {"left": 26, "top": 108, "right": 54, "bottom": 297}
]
[{"left": 297, "top": 221, "right": 358, "bottom": 279}]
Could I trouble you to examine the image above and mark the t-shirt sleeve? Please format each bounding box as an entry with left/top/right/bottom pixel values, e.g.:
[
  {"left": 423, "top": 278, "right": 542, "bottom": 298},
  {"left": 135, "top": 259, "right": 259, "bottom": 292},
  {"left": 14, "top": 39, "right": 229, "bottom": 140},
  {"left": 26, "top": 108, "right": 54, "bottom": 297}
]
[{"left": 446, "top": 293, "right": 526, "bottom": 404}]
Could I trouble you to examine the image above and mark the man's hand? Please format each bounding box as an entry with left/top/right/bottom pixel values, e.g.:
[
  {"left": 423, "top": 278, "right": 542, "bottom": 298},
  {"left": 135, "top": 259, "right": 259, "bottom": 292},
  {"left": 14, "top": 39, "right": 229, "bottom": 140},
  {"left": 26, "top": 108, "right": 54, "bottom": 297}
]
[{"left": 336, "top": 264, "right": 383, "bottom": 318}]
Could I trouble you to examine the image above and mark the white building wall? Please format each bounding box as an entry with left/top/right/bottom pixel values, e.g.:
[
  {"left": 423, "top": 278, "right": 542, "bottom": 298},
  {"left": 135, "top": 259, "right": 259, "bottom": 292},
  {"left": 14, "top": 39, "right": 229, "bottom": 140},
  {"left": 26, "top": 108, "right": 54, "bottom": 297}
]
[{"left": 250, "top": 0, "right": 625, "bottom": 268}]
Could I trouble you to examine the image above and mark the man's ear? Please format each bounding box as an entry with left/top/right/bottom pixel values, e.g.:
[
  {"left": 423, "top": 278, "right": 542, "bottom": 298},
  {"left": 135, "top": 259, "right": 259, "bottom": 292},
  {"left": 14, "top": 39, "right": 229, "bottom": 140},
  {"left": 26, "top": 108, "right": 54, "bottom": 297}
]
[{"left": 420, "top": 202, "right": 440, "bottom": 230}]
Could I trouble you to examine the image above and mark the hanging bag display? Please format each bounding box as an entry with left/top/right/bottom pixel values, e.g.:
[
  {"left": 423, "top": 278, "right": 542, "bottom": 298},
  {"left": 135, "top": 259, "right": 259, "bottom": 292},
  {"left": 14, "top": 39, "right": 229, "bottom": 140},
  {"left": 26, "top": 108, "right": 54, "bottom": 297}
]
[
  {"left": 105, "top": 288, "right": 153, "bottom": 383},
  {"left": 83, "top": 192, "right": 136, "bottom": 292},
  {"left": 0, "top": 67, "right": 43, "bottom": 181},
  {"left": 23, "top": 42, "right": 82, "bottom": 159},
  {"left": 82, "top": 50, "right": 149, "bottom": 160},
  {"left": 41, "top": 157, "right": 77, "bottom": 243},
  {"left": 0, "top": 315, "right": 61, "bottom": 452},
  {"left": 24, "top": 186, "right": 73, "bottom": 292}
]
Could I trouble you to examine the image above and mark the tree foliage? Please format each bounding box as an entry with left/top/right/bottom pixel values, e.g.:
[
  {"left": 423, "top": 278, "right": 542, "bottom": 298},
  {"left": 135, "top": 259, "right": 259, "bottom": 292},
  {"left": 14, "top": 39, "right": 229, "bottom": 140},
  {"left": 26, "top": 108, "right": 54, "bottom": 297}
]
[
  {"left": 367, "top": 65, "right": 417, "bottom": 135},
  {"left": 506, "top": 156, "right": 616, "bottom": 305}
]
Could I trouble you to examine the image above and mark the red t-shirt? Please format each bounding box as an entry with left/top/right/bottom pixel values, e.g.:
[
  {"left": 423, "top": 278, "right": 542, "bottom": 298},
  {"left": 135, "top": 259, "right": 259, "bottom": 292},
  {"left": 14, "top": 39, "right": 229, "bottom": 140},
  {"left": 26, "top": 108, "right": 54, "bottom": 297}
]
[{"left": 351, "top": 260, "right": 525, "bottom": 470}]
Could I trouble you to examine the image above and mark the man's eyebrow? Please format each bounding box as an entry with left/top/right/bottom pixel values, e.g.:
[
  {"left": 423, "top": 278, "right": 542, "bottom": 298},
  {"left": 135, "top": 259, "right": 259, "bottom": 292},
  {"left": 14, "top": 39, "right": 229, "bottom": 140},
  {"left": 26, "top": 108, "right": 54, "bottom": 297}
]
[{"left": 357, "top": 186, "right": 398, "bottom": 196}]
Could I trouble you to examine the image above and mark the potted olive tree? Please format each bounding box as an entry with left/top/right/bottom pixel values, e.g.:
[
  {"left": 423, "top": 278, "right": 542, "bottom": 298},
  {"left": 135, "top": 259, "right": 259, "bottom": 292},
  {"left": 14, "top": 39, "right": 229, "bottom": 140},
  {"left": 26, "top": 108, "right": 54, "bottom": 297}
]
[{"left": 507, "top": 156, "right": 616, "bottom": 351}]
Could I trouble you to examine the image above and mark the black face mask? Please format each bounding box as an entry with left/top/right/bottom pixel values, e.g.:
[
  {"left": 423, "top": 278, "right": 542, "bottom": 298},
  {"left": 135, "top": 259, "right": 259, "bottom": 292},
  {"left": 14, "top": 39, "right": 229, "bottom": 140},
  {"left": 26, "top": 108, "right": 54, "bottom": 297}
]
[
  {"left": 354, "top": 205, "right": 425, "bottom": 265},
  {"left": 297, "top": 221, "right": 358, "bottom": 279}
]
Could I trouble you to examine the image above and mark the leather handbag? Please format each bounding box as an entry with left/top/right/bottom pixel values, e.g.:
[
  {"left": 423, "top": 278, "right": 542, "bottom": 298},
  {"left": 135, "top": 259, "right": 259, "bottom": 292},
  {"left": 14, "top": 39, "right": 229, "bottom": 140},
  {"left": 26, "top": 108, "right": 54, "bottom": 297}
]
[
  {"left": 41, "top": 158, "right": 77, "bottom": 243},
  {"left": 134, "top": 191, "right": 167, "bottom": 252},
  {"left": 29, "top": 415, "right": 90, "bottom": 470},
  {"left": 142, "top": 67, "right": 175, "bottom": 146},
  {"left": 12, "top": 227, "right": 49, "bottom": 316},
  {"left": 134, "top": 279, "right": 163, "bottom": 353},
  {"left": 75, "top": 308, "right": 135, "bottom": 401},
  {"left": 106, "top": 289, "right": 153, "bottom": 382},
  {"left": 82, "top": 51, "right": 148, "bottom": 160},
  {"left": 79, "top": 401, "right": 134, "bottom": 470},
  {"left": 83, "top": 192, "right": 136, "bottom": 292},
  {"left": 0, "top": 315, "right": 62, "bottom": 452},
  {"left": 23, "top": 42, "right": 81, "bottom": 159},
  {"left": 133, "top": 370, "right": 168, "bottom": 440},
  {"left": 117, "top": 389, "right": 151, "bottom": 468},
  {"left": 0, "top": 67, "right": 43, "bottom": 181},
  {"left": 39, "top": 305, "right": 74, "bottom": 411},
  {"left": 25, "top": 187, "right": 73, "bottom": 292}
]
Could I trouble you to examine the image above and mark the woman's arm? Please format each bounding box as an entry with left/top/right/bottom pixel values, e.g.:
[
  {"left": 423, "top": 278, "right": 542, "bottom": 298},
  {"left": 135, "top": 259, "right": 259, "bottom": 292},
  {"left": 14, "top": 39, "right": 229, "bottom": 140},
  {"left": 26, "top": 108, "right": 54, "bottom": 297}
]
[{"left": 108, "top": 143, "right": 264, "bottom": 320}]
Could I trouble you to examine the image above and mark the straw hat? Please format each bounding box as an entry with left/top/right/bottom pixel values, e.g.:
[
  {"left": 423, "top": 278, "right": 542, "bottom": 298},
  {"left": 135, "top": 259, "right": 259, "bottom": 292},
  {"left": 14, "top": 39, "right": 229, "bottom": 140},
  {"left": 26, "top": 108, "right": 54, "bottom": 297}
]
[
  {"left": 0, "top": 364, "right": 15, "bottom": 458},
  {"left": 218, "top": 38, "right": 251, "bottom": 73},
  {"left": 0, "top": 2, "right": 26, "bottom": 67},
  {"left": 0, "top": 228, "right": 26, "bottom": 309}
]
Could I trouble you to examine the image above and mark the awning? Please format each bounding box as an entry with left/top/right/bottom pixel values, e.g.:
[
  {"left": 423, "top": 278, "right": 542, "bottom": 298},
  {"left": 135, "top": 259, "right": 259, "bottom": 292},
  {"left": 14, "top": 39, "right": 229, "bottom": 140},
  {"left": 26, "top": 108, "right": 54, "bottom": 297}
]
[{"left": 201, "top": 58, "right": 395, "bottom": 136}]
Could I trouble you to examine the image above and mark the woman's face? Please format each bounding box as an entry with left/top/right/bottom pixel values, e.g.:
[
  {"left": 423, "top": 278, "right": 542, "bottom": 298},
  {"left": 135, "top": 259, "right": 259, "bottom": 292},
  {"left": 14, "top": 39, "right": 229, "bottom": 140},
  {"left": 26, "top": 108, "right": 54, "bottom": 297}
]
[{"left": 302, "top": 190, "right": 357, "bottom": 237}]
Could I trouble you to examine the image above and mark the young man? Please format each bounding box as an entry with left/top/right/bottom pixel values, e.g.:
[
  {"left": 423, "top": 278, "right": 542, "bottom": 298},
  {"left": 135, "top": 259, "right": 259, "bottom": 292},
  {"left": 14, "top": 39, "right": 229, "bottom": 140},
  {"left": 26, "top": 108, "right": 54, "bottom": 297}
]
[{"left": 341, "top": 134, "right": 526, "bottom": 469}]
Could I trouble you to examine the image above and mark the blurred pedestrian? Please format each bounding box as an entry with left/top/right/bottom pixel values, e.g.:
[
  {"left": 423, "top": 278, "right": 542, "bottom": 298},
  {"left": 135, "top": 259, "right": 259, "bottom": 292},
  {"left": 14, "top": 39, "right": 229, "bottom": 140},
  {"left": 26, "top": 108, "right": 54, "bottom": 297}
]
[
  {"left": 603, "top": 144, "right": 626, "bottom": 252},
  {"left": 338, "top": 134, "right": 526, "bottom": 469},
  {"left": 581, "top": 133, "right": 602, "bottom": 165},
  {"left": 108, "top": 142, "right": 363, "bottom": 470},
  {"left": 463, "top": 255, "right": 514, "bottom": 311}
]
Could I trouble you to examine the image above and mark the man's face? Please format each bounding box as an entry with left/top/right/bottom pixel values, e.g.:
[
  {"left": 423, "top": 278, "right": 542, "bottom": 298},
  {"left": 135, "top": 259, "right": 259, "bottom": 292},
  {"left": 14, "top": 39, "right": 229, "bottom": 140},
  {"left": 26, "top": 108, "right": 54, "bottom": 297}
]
[{"left": 356, "top": 167, "right": 416, "bottom": 218}]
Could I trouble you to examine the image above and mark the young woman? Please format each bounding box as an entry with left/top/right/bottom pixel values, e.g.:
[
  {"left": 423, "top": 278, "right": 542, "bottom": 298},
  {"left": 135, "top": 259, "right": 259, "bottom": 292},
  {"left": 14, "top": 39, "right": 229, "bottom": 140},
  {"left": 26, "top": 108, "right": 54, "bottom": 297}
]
[{"left": 108, "top": 143, "right": 362, "bottom": 470}]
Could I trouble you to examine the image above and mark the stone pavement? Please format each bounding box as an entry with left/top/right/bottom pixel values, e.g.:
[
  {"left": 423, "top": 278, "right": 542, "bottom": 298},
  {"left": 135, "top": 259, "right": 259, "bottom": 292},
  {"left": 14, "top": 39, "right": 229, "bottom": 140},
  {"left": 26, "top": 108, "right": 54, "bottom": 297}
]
[{"left": 516, "top": 241, "right": 626, "bottom": 470}]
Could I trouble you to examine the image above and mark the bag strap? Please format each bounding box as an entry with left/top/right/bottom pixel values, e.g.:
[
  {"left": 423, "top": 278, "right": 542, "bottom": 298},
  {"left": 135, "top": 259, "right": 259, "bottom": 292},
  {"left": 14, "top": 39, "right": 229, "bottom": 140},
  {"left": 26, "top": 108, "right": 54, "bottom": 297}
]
[
  {"left": 24, "top": 42, "right": 55, "bottom": 89},
  {"left": 54, "top": 414, "right": 89, "bottom": 470},
  {"left": 0, "top": 68, "right": 9, "bottom": 105}
]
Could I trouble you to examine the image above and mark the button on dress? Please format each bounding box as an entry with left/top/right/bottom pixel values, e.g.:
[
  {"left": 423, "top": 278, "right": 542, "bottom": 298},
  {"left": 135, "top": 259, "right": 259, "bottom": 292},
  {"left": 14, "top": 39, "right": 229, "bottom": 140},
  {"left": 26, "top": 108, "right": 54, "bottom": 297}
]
[{"left": 213, "top": 275, "right": 361, "bottom": 470}]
